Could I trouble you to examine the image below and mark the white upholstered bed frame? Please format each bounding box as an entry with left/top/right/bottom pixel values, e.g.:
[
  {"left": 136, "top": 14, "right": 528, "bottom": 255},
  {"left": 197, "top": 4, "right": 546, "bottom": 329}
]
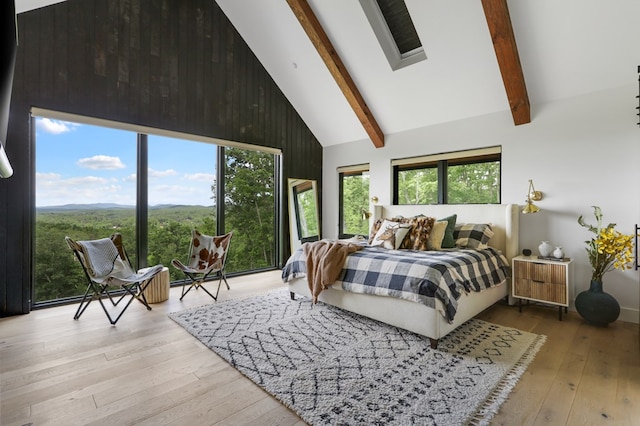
[{"left": 287, "top": 204, "right": 520, "bottom": 348}]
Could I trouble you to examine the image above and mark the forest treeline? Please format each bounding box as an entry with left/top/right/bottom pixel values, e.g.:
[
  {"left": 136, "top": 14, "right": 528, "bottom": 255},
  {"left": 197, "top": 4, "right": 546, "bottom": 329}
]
[{"left": 36, "top": 205, "right": 238, "bottom": 302}]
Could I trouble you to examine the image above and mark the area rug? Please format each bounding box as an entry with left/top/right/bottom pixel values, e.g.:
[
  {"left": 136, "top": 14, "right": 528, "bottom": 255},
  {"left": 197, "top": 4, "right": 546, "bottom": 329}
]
[{"left": 169, "top": 288, "right": 545, "bottom": 425}]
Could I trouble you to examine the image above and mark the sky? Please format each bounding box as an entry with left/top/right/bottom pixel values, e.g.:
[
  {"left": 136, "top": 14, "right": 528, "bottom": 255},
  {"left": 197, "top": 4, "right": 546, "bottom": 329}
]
[{"left": 35, "top": 116, "right": 217, "bottom": 207}]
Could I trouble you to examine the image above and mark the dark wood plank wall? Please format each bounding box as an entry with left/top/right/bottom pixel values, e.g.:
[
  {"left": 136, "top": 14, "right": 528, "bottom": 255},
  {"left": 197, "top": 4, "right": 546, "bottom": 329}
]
[{"left": 0, "top": 0, "right": 323, "bottom": 316}]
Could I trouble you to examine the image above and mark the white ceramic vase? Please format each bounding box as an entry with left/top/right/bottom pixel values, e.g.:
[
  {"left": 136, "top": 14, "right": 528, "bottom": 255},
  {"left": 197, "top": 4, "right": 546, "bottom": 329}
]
[
  {"left": 553, "top": 246, "right": 564, "bottom": 259},
  {"left": 538, "top": 241, "right": 553, "bottom": 257}
]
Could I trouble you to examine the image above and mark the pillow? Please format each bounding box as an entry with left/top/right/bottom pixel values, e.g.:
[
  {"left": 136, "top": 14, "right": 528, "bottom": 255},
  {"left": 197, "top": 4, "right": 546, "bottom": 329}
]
[
  {"left": 426, "top": 220, "right": 448, "bottom": 250},
  {"left": 399, "top": 215, "right": 435, "bottom": 250},
  {"left": 368, "top": 215, "right": 435, "bottom": 250},
  {"left": 438, "top": 214, "right": 457, "bottom": 248},
  {"left": 370, "top": 220, "right": 412, "bottom": 250},
  {"left": 453, "top": 223, "right": 494, "bottom": 249},
  {"left": 368, "top": 218, "right": 385, "bottom": 243}
]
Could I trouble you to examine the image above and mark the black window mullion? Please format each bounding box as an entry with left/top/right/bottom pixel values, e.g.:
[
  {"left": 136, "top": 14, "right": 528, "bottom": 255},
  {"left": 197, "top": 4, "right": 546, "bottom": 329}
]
[
  {"left": 136, "top": 133, "right": 148, "bottom": 270},
  {"left": 438, "top": 160, "right": 447, "bottom": 204},
  {"left": 217, "top": 145, "right": 225, "bottom": 235},
  {"left": 392, "top": 165, "right": 399, "bottom": 205},
  {"left": 338, "top": 173, "right": 346, "bottom": 238},
  {"left": 274, "top": 155, "right": 282, "bottom": 267}
]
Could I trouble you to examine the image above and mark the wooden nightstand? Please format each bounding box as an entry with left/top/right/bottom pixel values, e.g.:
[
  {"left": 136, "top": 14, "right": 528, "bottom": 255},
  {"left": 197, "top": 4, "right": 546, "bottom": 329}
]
[{"left": 512, "top": 255, "right": 573, "bottom": 320}]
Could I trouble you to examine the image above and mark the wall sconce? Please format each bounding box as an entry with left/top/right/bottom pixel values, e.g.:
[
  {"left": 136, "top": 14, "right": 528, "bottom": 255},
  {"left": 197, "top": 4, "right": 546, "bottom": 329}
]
[
  {"left": 361, "top": 196, "right": 378, "bottom": 220},
  {"left": 522, "top": 179, "right": 542, "bottom": 214}
]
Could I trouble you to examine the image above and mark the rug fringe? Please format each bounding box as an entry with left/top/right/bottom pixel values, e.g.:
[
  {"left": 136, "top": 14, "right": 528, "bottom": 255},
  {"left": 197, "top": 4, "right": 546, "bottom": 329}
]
[{"left": 467, "top": 333, "right": 547, "bottom": 426}]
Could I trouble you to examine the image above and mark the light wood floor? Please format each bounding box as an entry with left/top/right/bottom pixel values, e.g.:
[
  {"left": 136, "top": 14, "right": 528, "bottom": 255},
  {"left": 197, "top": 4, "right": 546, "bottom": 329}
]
[{"left": 1, "top": 270, "right": 638, "bottom": 426}]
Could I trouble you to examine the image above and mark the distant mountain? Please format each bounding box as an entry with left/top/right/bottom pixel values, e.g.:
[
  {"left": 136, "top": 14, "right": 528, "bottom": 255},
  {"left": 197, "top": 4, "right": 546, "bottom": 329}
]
[
  {"left": 37, "top": 203, "right": 134, "bottom": 211},
  {"left": 149, "top": 204, "right": 214, "bottom": 209},
  {"left": 150, "top": 204, "right": 182, "bottom": 209},
  {"left": 37, "top": 203, "right": 214, "bottom": 211}
]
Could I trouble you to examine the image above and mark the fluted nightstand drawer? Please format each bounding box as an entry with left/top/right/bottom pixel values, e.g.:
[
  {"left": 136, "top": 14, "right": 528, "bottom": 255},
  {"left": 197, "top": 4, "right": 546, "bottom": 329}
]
[{"left": 512, "top": 255, "right": 572, "bottom": 320}]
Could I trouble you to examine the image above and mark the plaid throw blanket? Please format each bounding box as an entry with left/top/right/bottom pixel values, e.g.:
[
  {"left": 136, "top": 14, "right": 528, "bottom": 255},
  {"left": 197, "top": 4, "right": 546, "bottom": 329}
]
[{"left": 282, "top": 245, "right": 510, "bottom": 323}]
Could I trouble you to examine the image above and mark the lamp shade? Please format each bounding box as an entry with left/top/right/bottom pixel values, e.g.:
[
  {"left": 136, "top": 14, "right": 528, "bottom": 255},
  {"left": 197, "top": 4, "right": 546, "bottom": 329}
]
[{"left": 522, "top": 201, "right": 540, "bottom": 214}]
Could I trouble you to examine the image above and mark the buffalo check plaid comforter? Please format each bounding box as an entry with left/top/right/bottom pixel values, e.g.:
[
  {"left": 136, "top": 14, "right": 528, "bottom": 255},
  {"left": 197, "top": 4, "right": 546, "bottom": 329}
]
[{"left": 282, "top": 245, "right": 510, "bottom": 323}]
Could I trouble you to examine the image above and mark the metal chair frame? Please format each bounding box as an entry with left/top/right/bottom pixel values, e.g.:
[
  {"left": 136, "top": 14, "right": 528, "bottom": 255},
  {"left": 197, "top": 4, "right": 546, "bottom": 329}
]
[{"left": 65, "top": 234, "right": 162, "bottom": 325}]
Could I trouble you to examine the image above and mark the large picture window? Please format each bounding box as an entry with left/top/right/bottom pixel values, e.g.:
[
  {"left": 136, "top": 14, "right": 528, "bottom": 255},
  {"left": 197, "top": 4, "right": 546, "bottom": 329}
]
[
  {"left": 338, "top": 165, "right": 370, "bottom": 238},
  {"left": 34, "top": 111, "right": 280, "bottom": 305},
  {"left": 35, "top": 123, "right": 137, "bottom": 303},
  {"left": 393, "top": 147, "right": 501, "bottom": 205}
]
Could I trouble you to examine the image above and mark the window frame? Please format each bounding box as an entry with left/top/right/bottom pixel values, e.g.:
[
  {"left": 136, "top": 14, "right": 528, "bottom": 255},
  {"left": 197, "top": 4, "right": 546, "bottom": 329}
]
[
  {"left": 392, "top": 147, "right": 501, "bottom": 205},
  {"left": 338, "top": 164, "right": 370, "bottom": 239},
  {"left": 31, "top": 108, "right": 282, "bottom": 307}
]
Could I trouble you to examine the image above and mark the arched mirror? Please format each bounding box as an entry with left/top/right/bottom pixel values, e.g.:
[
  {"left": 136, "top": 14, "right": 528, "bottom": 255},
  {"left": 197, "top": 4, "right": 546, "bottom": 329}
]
[{"left": 288, "top": 178, "right": 320, "bottom": 252}]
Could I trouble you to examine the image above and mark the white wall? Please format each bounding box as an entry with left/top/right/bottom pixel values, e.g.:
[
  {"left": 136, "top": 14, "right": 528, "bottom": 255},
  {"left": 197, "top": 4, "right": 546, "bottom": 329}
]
[{"left": 323, "top": 85, "right": 640, "bottom": 324}]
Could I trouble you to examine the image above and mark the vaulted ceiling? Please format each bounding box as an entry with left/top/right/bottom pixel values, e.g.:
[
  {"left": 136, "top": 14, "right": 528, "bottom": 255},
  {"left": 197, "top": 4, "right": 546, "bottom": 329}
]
[{"left": 16, "top": 0, "right": 640, "bottom": 147}]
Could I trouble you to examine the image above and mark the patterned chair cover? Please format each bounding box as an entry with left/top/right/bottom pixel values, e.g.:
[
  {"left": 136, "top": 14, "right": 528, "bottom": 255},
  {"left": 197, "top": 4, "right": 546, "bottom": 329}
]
[{"left": 171, "top": 230, "right": 233, "bottom": 300}]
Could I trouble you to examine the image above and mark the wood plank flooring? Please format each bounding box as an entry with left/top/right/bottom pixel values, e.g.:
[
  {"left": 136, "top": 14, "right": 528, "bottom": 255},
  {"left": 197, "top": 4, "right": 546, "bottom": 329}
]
[{"left": 1, "top": 271, "right": 638, "bottom": 425}]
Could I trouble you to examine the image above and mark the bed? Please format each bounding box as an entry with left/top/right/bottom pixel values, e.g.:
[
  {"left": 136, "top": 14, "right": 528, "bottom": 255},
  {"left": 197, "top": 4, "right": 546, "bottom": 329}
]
[{"left": 282, "top": 204, "right": 519, "bottom": 348}]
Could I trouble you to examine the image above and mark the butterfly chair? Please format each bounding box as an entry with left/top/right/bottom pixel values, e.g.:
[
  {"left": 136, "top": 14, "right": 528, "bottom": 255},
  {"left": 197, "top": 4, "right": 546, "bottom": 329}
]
[
  {"left": 171, "top": 230, "right": 233, "bottom": 301},
  {"left": 65, "top": 233, "right": 164, "bottom": 325}
]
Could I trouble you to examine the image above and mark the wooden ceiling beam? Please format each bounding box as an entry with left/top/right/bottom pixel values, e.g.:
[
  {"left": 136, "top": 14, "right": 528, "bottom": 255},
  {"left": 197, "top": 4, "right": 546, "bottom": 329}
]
[
  {"left": 481, "top": 0, "right": 530, "bottom": 125},
  {"left": 286, "top": 0, "right": 385, "bottom": 147}
]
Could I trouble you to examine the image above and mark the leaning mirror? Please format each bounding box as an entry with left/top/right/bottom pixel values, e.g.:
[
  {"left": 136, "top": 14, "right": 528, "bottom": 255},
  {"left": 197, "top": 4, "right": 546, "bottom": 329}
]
[{"left": 288, "top": 178, "right": 320, "bottom": 252}]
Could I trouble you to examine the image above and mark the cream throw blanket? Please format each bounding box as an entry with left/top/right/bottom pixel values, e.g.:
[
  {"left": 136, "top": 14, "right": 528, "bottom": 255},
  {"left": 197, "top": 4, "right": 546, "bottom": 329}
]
[{"left": 302, "top": 240, "right": 363, "bottom": 302}]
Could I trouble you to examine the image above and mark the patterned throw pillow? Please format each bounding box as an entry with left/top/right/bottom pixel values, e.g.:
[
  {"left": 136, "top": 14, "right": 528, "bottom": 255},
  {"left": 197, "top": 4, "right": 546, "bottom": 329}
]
[
  {"left": 368, "top": 216, "right": 435, "bottom": 250},
  {"left": 453, "top": 223, "right": 494, "bottom": 249},
  {"left": 400, "top": 216, "right": 435, "bottom": 250},
  {"left": 370, "top": 220, "right": 412, "bottom": 250}
]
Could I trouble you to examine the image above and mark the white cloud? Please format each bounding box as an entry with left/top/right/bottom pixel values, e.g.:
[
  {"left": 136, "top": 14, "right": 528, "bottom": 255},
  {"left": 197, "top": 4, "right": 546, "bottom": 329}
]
[
  {"left": 36, "top": 174, "right": 135, "bottom": 206},
  {"left": 66, "top": 176, "right": 110, "bottom": 185},
  {"left": 35, "top": 172, "right": 62, "bottom": 180},
  {"left": 149, "top": 168, "right": 178, "bottom": 178},
  {"left": 36, "top": 118, "right": 76, "bottom": 135},
  {"left": 183, "top": 172, "right": 216, "bottom": 183},
  {"left": 77, "top": 155, "right": 126, "bottom": 170},
  {"left": 148, "top": 183, "right": 215, "bottom": 206}
]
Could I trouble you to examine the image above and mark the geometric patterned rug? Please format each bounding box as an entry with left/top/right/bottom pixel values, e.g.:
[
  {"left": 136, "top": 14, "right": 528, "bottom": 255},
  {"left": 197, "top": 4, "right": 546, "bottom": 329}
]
[{"left": 169, "top": 287, "right": 545, "bottom": 426}]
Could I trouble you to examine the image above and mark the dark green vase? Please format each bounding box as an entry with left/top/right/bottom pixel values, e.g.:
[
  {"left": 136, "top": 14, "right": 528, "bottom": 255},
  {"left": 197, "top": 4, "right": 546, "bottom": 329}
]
[{"left": 575, "top": 280, "right": 620, "bottom": 326}]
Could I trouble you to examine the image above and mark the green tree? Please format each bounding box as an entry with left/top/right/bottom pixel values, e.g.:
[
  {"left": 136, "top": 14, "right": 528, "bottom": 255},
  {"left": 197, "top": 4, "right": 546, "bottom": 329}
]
[
  {"left": 214, "top": 147, "right": 276, "bottom": 272},
  {"left": 397, "top": 168, "right": 438, "bottom": 204},
  {"left": 448, "top": 162, "right": 500, "bottom": 203},
  {"left": 397, "top": 161, "right": 499, "bottom": 204},
  {"left": 297, "top": 189, "right": 319, "bottom": 237},
  {"left": 35, "top": 209, "right": 136, "bottom": 302},
  {"left": 342, "top": 173, "right": 370, "bottom": 236}
]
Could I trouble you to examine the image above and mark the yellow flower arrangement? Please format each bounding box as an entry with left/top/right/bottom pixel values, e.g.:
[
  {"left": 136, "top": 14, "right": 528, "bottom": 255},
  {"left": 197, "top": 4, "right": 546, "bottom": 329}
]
[{"left": 578, "top": 206, "right": 634, "bottom": 282}]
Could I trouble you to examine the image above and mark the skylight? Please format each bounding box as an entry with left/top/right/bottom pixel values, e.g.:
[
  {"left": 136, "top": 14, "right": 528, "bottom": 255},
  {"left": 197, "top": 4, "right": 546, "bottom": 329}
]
[{"left": 360, "top": 0, "right": 426, "bottom": 70}]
